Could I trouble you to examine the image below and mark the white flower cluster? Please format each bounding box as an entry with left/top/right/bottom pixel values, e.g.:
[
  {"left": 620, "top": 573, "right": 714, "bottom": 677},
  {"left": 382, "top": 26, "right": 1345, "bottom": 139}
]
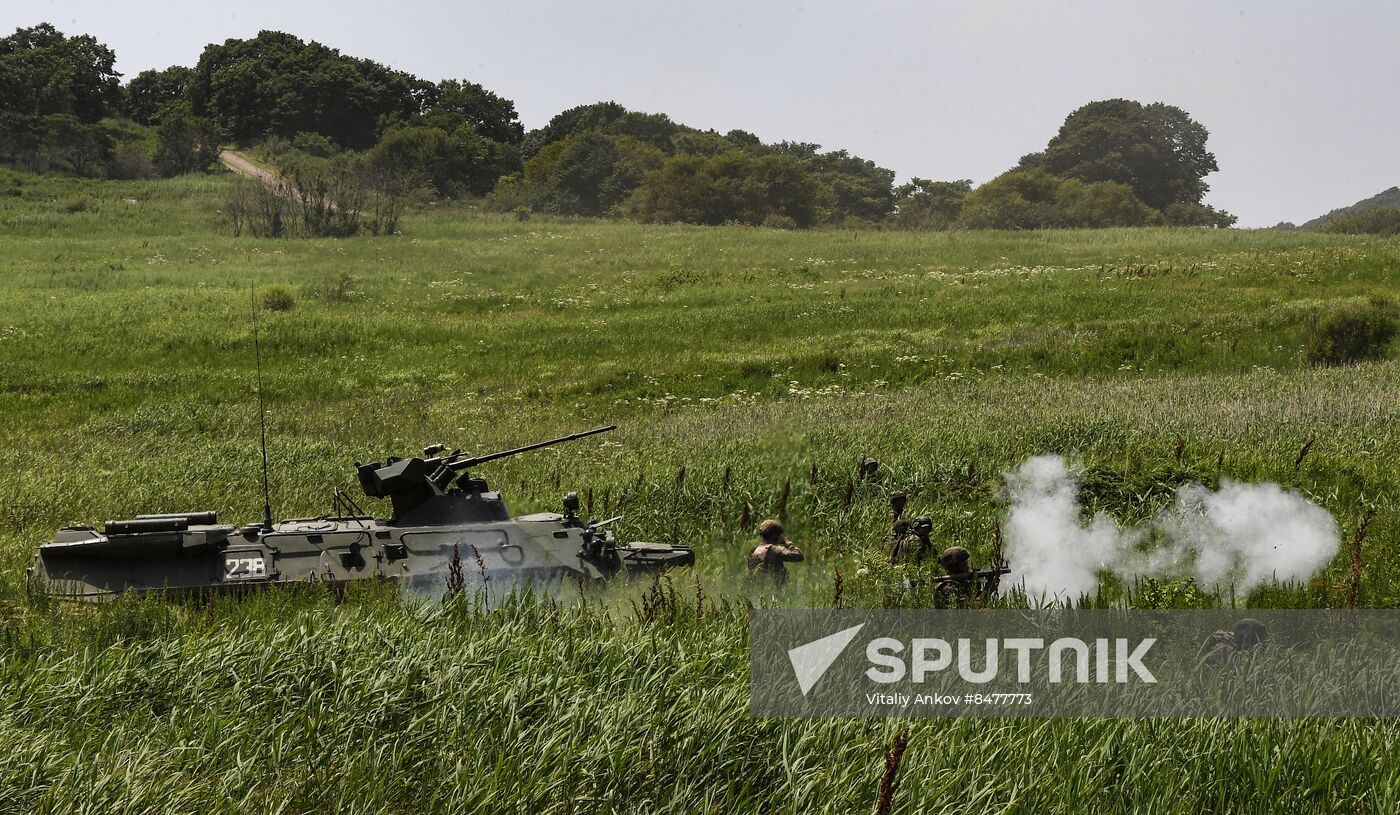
[
  {"left": 615, "top": 389, "right": 762, "bottom": 410},
  {"left": 426, "top": 276, "right": 474, "bottom": 288},
  {"left": 786, "top": 380, "right": 849, "bottom": 399}
]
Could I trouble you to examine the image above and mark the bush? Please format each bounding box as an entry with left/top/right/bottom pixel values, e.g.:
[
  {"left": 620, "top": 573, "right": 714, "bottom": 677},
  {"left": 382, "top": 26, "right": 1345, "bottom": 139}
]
[
  {"left": 1301, "top": 299, "right": 1398, "bottom": 366},
  {"left": 292, "top": 132, "right": 340, "bottom": 158},
  {"left": 956, "top": 169, "right": 1060, "bottom": 229},
  {"left": 257, "top": 284, "right": 296, "bottom": 312},
  {"left": 626, "top": 150, "right": 817, "bottom": 227},
  {"left": 226, "top": 178, "right": 288, "bottom": 238},
  {"left": 108, "top": 143, "right": 156, "bottom": 179},
  {"left": 485, "top": 174, "right": 540, "bottom": 213},
  {"left": 957, "top": 170, "right": 1160, "bottom": 229},
  {"left": 762, "top": 212, "right": 798, "bottom": 230},
  {"left": 255, "top": 136, "right": 295, "bottom": 165},
  {"left": 1056, "top": 178, "right": 1161, "bottom": 227},
  {"left": 1162, "top": 202, "right": 1237, "bottom": 228},
  {"left": 310, "top": 270, "right": 356, "bottom": 303}
]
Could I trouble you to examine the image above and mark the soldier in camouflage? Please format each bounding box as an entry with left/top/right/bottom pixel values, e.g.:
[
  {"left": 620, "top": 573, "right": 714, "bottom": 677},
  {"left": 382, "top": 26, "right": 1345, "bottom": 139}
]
[
  {"left": 887, "top": 519, "right": 913, "bottom": 564},
  {"left": 889, "top": 516, "right": 935, "bottom": 565},
  {"left": 888, "top": 491, "right": 908, "bottom": 522},
  {"left": 749, "top": 519, "right": 805, "bottom": 586},
  {"left": 934, "top": 546, "right": 975, "bottom": 608},
  {"left": 910, "top": 516, "right": 935, "bottom": 563},
  {"left": 1198, "top": 618, "right": 1269, "bottom": 667}
]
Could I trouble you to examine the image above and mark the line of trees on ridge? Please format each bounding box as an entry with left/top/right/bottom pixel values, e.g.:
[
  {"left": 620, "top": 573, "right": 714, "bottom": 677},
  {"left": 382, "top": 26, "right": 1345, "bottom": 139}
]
[{"left": 1, "top": 23, "right": 1236, "bottom": 231}]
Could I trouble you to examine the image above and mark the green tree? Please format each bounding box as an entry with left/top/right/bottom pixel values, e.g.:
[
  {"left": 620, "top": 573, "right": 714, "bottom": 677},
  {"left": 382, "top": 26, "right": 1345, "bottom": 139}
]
[
  {"left": 724, "top": 129, "right": 762, "bottom": 148},
  {"left": 0, "top": 23, "right": 120, "bottom": 122},
  {"left": 448, "top": 125, "right": 521, "bottom": 196},
  {"left": 367, "top": 124, "right": 516, "bottom": 198},
  {"left": 806, "top": 149, "right": 895, "bottom": 224},
  {"left": 524, "top": 133, "right": 614, "bottom": 214},
  {"left": 625, "top": 153, "right": 706, "bottom": 224},
  {"left": 188, "top": 31, "right": 436, "bottom": 148},
  {"left": 125, "top": 65, "right": 191, "bottom": 125},
  {"left": 0, "top": 111, "right": 41, "bottom": 162},
  {"left": 523, "top": 132, "right": 664, "bottom": 215},
  {"left": 38, "top": 114, "right": 113, "bottom": 175},
  {"left": 627, "top": 150, "right": 816, "bottom": 227},
  {"left": 606, "top": 111, "right": 681, "bottom": 152},
  {"left": 522, "top": 101, "right": 628, "bottom": 158},
  {"left": 516, "top": 103, "right": 893, "bottom": 226},
  {"left": 152, "top": 106, "right": 220, "bottom": 176},
  {"left": 605, "top": 135, "right": 668, "bottom": 205},
  {"left": 771, "top": 141, "right": 821, "bottom": 160},
  {"left": 1027, "top": 99, "right": 1221, "bottom": 211},
  {"left": 894, "top": 179, "right": 971, "bottom": 229},
  {"left": 671, "top": 129, "right": 737, "bottom": 157},
  {"left": 958, "top": 169, "right": 1062, "bottom": 229},
  {"left": 420, "top": 80, "right": 524, "bottom": 145},
  {"left": 369, "top": 126, "right": 466, "bottom": 197}
]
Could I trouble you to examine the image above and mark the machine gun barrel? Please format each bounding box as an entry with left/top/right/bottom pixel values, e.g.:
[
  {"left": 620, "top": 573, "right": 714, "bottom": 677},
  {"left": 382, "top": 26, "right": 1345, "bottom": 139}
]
[{"left": 449, "top": 425, "right": 618, "bottom": 470}]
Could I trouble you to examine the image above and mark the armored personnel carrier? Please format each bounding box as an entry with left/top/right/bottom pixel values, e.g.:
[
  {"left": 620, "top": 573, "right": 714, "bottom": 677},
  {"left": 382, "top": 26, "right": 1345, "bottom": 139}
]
[{"left": 29, "top": 425, "right": 694, "bottom": 600}]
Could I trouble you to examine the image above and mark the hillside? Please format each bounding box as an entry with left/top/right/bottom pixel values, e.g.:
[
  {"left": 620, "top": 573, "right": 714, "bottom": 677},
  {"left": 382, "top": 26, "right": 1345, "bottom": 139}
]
[
  {"left": 3, "top": 23, "right": 1239, "bottom": 233},
  {"left": 1300, "top": 185, "right": 1400, "bottom": 229}
]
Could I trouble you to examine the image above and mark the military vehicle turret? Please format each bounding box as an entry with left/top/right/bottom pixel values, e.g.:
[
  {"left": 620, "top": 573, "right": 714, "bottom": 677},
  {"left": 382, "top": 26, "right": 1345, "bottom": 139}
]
[{"left": 29, "top": 425, "right": 694, "bottom": 600}]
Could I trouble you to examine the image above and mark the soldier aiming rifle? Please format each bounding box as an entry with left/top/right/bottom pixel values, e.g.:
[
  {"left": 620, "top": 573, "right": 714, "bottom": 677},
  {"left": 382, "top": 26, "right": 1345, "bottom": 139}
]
[{"left": 904, "top": 546, "right": 1010, "bottom": 607}]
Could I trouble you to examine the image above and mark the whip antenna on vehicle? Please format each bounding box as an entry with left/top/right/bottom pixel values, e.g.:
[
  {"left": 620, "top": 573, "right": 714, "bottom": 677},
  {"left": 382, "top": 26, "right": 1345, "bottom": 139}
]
[{"left": 251, "top": 286, "right": 274, "bottom": 530}]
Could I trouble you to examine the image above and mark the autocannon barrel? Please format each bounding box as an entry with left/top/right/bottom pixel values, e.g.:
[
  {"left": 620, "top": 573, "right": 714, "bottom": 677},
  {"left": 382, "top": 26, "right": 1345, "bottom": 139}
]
[{"left": 449, "top": 425, "right": 618, "bottom": 470}]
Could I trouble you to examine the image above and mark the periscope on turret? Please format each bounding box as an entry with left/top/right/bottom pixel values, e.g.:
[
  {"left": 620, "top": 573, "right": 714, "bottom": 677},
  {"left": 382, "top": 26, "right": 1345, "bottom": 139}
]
[{"left": 29, "top": 425, "right": 694, "bottom": 600}]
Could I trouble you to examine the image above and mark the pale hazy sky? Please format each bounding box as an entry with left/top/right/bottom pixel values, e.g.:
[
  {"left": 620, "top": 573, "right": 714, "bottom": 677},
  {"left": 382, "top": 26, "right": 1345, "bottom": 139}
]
[{"left": 11, "top": 1, "right": 1399, "bottom": 226}]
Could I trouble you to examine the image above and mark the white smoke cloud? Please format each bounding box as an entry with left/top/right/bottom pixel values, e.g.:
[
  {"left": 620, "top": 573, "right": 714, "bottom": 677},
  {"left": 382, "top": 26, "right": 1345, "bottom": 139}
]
[{"left": 1002, "top": 455, "right": 1340, "bottom": 604}]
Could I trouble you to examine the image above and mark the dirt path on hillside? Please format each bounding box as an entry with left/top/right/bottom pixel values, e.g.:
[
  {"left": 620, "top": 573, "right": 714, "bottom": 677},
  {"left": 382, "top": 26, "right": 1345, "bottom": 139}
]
[
  {"left": 219, "top": 150, "right": 280, "bottom": 187},
  {"left": 220, "top": 148, "right": 351, "bottom": 217}
]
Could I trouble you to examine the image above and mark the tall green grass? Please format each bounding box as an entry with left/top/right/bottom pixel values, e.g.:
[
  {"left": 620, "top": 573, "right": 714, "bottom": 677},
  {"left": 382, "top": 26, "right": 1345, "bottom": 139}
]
[{"left": 1, "top": 170, "right": 1398, "bottom": 813}]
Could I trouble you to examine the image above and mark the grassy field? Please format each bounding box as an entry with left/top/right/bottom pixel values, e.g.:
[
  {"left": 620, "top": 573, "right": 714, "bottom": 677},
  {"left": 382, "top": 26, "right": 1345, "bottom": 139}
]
[{"left": 1, "top": 169, "right": 1398, "bottom": 813}]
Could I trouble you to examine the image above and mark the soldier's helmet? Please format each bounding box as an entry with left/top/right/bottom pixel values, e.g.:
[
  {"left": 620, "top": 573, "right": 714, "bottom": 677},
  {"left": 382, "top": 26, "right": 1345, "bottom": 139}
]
[
  {"left": 757, "top": 519, "right": 786, "bottom": 542},
  {"left": 939, "top": 546, "right": 971, "bottom": 572},
  {"left": 912, "top": 516, "right": 933, "bottom": 532},
  {"left": 1234, "top": 618, "right": 1268, "bottom": 650}
]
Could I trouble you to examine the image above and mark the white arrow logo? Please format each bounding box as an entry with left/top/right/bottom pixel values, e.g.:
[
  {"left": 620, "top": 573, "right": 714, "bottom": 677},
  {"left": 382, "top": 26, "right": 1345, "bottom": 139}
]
[{"left": 787, "top": 624, "right": 865, "bottom": 696}]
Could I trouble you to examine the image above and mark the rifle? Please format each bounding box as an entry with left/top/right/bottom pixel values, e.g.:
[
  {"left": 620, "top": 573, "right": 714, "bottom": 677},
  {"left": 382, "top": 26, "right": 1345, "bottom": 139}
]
[{"left": 902, "top": 565, "right": 1011, "bottom": 591}]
